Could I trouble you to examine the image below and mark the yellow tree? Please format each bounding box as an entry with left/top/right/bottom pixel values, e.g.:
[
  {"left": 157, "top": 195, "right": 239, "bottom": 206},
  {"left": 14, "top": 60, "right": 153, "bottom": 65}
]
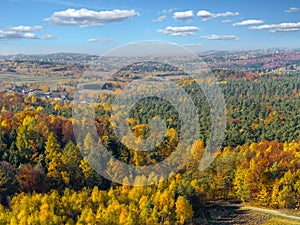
[
  {"left": 191, "top": 140, "right": 205, "bottom": 161},
  {"left": 153, "top": 189, "right": 175, "bottom": 223},
  {"left": 77, "top": 208, "right": 96, "bottom": 225},
  {"left": 45, "top": 132, "right": 65, "bottom": 189},
  {"left": 175, "top": 196, "right": 193, "bottom": 225},
  {"left": 119, "top": 207, "right": 135, "bottom": 225},
  {"left": 233, "top": 165, "right": 250, "bottom": 201}
]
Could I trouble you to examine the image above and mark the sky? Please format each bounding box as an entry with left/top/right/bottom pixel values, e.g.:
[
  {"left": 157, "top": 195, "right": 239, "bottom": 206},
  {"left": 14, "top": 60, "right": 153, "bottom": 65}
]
[{"left": 0, "top": 0, "right": 300, "bottom": 54}]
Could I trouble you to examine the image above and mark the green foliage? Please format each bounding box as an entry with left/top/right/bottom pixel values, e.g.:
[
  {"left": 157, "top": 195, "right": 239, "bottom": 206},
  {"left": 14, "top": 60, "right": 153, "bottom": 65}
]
[{"left": 0, "top": 70, "right": 299, "bottom": 223}]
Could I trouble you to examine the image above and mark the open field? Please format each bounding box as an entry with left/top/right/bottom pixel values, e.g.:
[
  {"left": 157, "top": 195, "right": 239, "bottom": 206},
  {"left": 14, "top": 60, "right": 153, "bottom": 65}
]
[{"left": 0, "top": 73, "right": 72, "bottom": 87}]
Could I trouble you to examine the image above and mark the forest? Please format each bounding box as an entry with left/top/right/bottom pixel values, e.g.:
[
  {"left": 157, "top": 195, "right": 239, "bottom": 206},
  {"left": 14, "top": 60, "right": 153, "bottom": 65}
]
[{"left": 0, "top": 68, "right": 299, "bottom": 224}]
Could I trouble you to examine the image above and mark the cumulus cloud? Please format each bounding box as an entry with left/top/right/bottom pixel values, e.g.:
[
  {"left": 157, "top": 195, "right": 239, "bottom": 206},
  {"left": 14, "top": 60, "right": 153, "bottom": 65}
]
[
  {"left": 158, "top": 26, "right": 200, "bottom": 36},
  {"left": 201, "top": 34, "right": 239, "bottom": 40},
  {"left": 233, "top": 19, "right": 264, "bottom": 26},
  {"left": 44, "top": 8, "right": 139, "bottom": 27},
  {"left": 250, "top": 22, "right": 300, "bottom": 33},
  {"left": 0, "top": 25, "right": 53, "bottom": 40},
  {"left": 284, "top": 7, "right": 299, "bottom": 13},
  {"left": 197, "top": 10, "right": 239, "bottom": 20},
  {"left": 172, "top": 10, "right": 194, "bottom": 21},
  {"left": 11, "top": 25, "right": 43, "bottom": 32},
  {"left": 153, "top": 15, "right": 167, "bottom": 22},
  {"left": 87, "top": 37, "right": 113, "bottom": 43}
]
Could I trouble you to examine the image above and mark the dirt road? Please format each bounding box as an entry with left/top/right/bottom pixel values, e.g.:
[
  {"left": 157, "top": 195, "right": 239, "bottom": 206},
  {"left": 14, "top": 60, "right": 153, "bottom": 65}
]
[{"left": 226, "top": 203, "right": 300, "bottom": 221}]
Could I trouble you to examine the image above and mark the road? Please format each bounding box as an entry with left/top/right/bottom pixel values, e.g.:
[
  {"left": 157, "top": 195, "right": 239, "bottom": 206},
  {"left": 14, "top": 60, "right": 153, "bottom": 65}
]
[{"left": 225, "top": 203, "right": 300, "bottom": 221}]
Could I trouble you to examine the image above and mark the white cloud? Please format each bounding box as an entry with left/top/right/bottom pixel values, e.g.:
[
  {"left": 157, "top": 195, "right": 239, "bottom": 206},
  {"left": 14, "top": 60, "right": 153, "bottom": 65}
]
[
  {"left": 197, "top": 10, "right": 214, "bottom": 20},
  {"left": 250, "top": 22, "right": 300, "bottom": 33},
  {"left": 44, "top": 8, "right": 139, "bottom": 27},
  {"left": 222, "top": 20, "right": 232, "bottom": 23},
  {"left": 23, "top": 33, "right": 37, "bottom": 39},
  {"left": 39, "top": 34, "right": 55, "bottom": 40},
  {"left": 233, "top": 19, "right": 264, "bottom": 26},
  {"left": 153, "top": 8, "right": 174, "bottom": 22},
  {"left": 162, "top": 9, "right": 174, "bottom": 14},
  {"left": 158, "top": 26, "right": 200, "bottom": 36},
  {"left": 87, "top": 37, "right": 113, "bottom": 43},
  {"left": 270, "top": 28, "right": 300, "bottom": 33},
  {"left": 197, "top": 10, "right": 239, "bottom": 20},
  {"left": 11, "top": 25, "right": 43, "bottom": 32},
  {"left": 172, "top": 10, "right": 194, "bottom": 21},
  {"left": 0, "top": 25, "right": 53, "bottom": 40},
  {"left": 153, "top": 15, "right": 167, "bottom": 22},
  {"left": 201, "top": 34, "right": 239, "bottom": 40},
  {"left": 285, "top": 7, "right": 299, "bottom": 13}
]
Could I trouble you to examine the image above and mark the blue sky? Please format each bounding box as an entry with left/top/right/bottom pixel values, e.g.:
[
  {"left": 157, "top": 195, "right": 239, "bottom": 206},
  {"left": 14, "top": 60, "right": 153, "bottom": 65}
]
[{"left": 0, "top": 0, "right": 299, "bottom": 54}]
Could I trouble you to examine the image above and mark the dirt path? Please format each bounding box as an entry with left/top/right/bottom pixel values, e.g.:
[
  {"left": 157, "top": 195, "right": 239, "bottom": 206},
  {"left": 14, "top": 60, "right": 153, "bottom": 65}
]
[{"left": 226, "top": 203, "right": 300, "bottom": 221}]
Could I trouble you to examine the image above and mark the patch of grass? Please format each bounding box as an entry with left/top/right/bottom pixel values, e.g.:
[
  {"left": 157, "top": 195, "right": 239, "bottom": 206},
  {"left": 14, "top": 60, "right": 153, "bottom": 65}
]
[
  {"left": 245, "top": 209, "right": 300, "bottom": 225},
  {"left": 245, "top": 205, "right": 300, "bottom": 224},
  {"left": 278, "top": 209, "right": 300, "bottom": 217},
  {"left": 0, "top": 73, "right": 72, "bottom": 88},
  {"left": 262, "top": 216, "right": 300, "bottom": 225}
]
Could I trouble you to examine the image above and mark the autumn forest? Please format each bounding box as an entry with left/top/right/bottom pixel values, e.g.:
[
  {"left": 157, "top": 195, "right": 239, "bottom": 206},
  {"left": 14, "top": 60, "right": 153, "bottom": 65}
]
[{"left": 0, "top": 60, "right": 299, "bottom": 224}]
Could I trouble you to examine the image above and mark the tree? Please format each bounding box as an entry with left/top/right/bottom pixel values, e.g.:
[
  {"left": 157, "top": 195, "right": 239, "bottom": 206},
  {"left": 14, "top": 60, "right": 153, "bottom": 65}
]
[
  {"left": 15, "top": 126, "right": 32, "bottom": 164},
  {"left": 0, "top": 161, "right": 18, "bottom": 205},
  {"left": 62, "top": 141, "right": 83, "bottom": 189},
  {"left": 275, "top": 170, "right": 300, "bottom": 208},
  {"left": 16, "top": 163, "right": 45, "bottom": 193},
  {"left": 44, "top": 132, "right": 64, "bottom": 189},
  {"left": 61, "top": 120, "right": 74, "bottom": 144},
  {"left": 0, "top": 133, "right": 7, "bottom": 161},
  {"left": 175, "top": 196, "right": 193, "bottom": 225},
  {"left": 191, "top": 140, "right": 204, "bottom": 161},
  {"left": 83, "top": 133, "right": 97, "bottom": 157},
  {"left": 77, "top": 208, "right": 96, "bottom": 225},
  {"left": 119, "top": 208, "right": 134, "bottom": 225},
  {"left": 80, "top": 158, "right": 107, "bottom": 189},
  {"left": 153, "top": 189, "right": 175, "bottom": 223},
  {"left": 233, "top": 165, "right": 250, "bottom": 202}
]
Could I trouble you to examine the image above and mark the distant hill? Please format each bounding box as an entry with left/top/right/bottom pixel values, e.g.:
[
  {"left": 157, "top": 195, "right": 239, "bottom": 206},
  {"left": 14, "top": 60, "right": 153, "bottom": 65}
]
[{"left": 0, "top": 53, "right": 100, "bottom": 63}]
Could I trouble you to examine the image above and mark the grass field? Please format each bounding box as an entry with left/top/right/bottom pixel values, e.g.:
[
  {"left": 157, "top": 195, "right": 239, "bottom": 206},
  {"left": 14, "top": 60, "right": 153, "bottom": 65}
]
[
  {"left": 0, "top": 73, "right": 72, "bottom": 87},
  {"left": 262, "top": 216, "right": 300, "bottom": 225}
]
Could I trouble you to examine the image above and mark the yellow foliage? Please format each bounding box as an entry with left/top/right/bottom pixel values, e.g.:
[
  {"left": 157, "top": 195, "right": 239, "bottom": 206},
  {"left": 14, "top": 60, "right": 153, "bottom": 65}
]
[
  {"left": 251, "top": 123, "right": 259, "bottom": 130},
  {"left": 36, "top": 106, "right": 43, "bottom": 112},
  {"left": 191, "top": 140, "right": 205, "bottom": 161},
  {"left": 175, "top": 196, "right": 193, "bottom": 225}
]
